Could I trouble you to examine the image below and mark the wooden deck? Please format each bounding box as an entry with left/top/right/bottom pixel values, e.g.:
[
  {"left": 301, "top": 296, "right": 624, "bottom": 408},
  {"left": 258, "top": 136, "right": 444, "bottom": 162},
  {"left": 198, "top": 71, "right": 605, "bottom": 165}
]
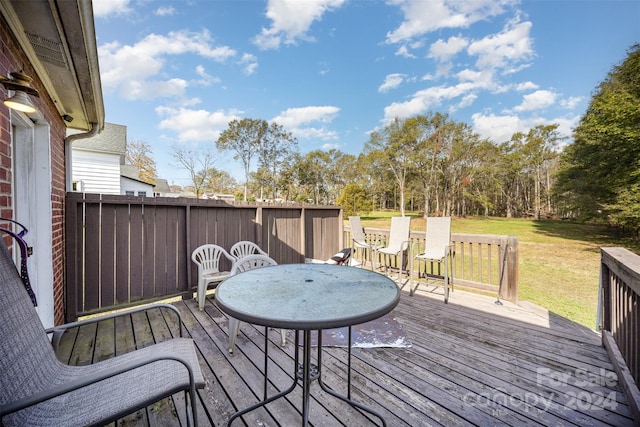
[{"left": 55, "top": 277, "right": 636, "bottom": 426}]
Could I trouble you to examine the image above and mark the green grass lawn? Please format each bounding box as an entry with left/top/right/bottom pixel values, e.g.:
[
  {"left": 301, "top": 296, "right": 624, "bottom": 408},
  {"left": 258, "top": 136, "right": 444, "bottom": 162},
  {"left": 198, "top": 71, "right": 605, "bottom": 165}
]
[{"left": 356, "top": 212, "right": 640, "bottom": 329}]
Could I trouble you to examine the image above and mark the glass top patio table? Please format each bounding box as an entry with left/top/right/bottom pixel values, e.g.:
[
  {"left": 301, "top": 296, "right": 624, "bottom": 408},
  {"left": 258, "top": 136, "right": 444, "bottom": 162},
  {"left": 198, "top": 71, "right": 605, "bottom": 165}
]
[
  {"left": 215, "top": 263, "right": 400, "bottom": 426},
  {"left": 215, "top": 263, "right": 400, "bottom": 331}
]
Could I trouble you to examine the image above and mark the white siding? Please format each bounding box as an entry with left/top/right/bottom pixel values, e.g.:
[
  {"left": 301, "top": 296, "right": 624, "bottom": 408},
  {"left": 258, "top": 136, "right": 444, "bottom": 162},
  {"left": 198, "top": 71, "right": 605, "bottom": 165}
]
[
  {"left": 120, "top": 177, "right": 154, "bottom": 196},
  {"left": 71, "top": 149, "right": 121, "bottom": 194}
]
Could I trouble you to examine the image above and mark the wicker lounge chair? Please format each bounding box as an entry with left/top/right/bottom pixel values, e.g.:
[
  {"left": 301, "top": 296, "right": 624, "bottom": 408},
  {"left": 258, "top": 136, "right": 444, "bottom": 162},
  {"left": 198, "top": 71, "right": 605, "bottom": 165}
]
[{"left": 0, "top": 238, "right": 205, "bottom": 426}]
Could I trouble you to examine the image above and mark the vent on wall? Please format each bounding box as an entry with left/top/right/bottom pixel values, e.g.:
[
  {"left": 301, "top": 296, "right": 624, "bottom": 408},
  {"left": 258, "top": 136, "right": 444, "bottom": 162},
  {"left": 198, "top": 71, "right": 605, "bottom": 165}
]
[{"left": 25, "top": 32, "right": 68, "bottom": 69}]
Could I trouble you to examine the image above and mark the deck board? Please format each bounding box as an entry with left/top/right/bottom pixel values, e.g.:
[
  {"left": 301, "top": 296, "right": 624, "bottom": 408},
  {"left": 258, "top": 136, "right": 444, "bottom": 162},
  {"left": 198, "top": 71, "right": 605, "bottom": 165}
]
[{"left": 55, "top": 278, "right": 635, "bottom": 427}]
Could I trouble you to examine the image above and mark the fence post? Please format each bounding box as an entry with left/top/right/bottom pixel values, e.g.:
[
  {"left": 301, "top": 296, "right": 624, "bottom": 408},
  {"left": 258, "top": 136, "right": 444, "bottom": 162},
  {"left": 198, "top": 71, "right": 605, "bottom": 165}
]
[
  {"left": 300, "top": 207, "right": 306, "bottom": 260},
  {"left": 64, "top": 193, "right": 79, "bottom": 322},
  {"left": 184, "top": 204, "right": 192, "bottom": 299},
  {"left": 255, "top": 206, "right": 263, "bottom": 249}
]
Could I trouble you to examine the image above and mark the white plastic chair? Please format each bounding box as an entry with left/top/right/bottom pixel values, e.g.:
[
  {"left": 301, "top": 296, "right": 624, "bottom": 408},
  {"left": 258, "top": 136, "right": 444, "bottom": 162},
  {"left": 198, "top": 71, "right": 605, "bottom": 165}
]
[
  {"left": 229, "top": 240, "right": 267, "bottom": 260},
  {"left": 349, "top": 216, "right": 382, "bottom": 270},
  {"left": 378, "top": 216, "right": 411, "bottom": 277},
  {"left": 227, "top": 254, "right": 286, "bottom": 354},
  {"left": 191, "top": 244, "right": 235, "bottom": 311},
  {"left": 409, "top": 217, "right": 454, "bottom": 303}
]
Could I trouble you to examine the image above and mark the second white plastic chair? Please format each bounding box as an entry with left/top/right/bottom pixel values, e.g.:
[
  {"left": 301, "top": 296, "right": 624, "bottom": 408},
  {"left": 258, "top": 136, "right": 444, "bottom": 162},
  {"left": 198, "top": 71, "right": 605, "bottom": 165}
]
[
  {"left": 229, "top": 240, "right": 267, "bottom": 260},
  {"left": 227, "top": 254, "right": 286, "bottom": 354}
]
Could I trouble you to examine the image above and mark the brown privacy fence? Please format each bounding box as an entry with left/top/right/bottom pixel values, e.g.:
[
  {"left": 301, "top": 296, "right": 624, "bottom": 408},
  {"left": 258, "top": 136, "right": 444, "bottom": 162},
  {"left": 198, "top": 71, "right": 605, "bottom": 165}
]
[
  {"left": 65, "top": 193, "right": 343, "bottom": 321},
  {"left": 599, "top": 247, "right": 640, "bottom": 421},
  {"left": 344, "top": 226, "right": 519, "bottom": 303}
]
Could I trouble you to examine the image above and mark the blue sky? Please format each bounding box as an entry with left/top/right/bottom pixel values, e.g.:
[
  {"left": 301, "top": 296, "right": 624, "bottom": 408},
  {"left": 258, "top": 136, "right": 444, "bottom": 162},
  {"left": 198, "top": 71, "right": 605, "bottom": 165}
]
[{"left": 93, "top": 0, "right": 640, "bottom": 187}]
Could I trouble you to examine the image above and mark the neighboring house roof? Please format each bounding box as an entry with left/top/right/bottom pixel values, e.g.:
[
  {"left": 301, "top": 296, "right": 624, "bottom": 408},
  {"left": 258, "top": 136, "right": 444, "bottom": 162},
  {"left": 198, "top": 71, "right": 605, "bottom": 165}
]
[
  {"left": 0, "top": 0, "right": 104, "bottom": 132},
  {"left": 154, "top": 179, "right": 171, "bottom": 193},
  {"left": 71, "top": 123, "right": 126, "bottom": 155},
  {"left": 120, "top": 164, "right": 150, "bottom": 185}
]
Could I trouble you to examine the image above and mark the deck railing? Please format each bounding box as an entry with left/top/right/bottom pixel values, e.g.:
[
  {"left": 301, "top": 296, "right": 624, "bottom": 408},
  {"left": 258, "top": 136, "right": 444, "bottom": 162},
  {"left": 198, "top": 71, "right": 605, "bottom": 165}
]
[
  {"left": 345, "top": 226, "right": 519, "bottom": 303},
  {"left": 599, "top": 247, "right": 640, "bottom": 418},
  {"left": 65, "top": 193, "right": 343, "bottom": 321}
]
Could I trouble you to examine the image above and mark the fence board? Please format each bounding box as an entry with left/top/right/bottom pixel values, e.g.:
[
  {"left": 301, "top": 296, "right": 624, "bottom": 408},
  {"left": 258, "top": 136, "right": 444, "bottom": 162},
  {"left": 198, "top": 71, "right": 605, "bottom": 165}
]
[
  {"left": 65, "top": 194, "right": 341, "bottom": 320},
  {"left": 84, "top": 200, "right": 100, "bottom": 311},
  {"left": 142, "top": 204, "right": 156, "bottom": 300},
  {"left": 115, "top": 205, "right": 130, "bottom": 304},
  {"left": 129, "top": 204, "right": 143, "bottom": 302},
  {"left": 100, "top": 204, "right": 116, "bottom": 308}
]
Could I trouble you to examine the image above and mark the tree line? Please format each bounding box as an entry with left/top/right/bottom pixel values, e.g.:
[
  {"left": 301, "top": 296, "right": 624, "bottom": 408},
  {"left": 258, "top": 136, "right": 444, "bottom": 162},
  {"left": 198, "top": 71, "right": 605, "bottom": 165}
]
[{"left": 127, "top": 44, "right": 639, "bottom": 234}]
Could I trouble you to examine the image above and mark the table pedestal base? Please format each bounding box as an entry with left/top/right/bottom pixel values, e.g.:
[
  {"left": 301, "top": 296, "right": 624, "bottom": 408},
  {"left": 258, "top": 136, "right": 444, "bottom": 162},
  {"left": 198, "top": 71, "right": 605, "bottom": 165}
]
[{"left": 227, "top": 327, "right": 386, "bottom": 426}]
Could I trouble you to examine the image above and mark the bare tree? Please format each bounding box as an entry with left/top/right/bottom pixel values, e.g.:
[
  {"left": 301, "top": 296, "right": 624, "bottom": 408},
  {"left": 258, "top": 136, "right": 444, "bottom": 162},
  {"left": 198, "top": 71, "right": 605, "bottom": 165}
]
[{"left": 170, "top": 147, "right": 215, "bottom": 198}]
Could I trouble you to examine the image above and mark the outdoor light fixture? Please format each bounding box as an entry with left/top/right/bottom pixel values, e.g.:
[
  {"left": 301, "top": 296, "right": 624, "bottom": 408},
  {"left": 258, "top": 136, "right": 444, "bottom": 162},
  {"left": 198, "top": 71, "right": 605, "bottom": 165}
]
[{"left": 0, "top": 72, "right": 39, "bottom": 113}]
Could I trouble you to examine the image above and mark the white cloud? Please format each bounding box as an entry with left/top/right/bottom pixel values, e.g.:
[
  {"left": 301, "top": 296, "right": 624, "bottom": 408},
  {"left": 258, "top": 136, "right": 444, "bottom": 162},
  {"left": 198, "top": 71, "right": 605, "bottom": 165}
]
[
  {"left": 239, "top": 53, "right": 259, "bottom": 75},
  {"left": 560, "top": 96, "right": 582, "bottom": 110},
  {"left": 395, "top": 45, "right": 416, "bottom": 59},
  {"left": 272, "top": 106, "right": 339, "bottom": 127},
  {"left": 386, "top": 0, "right": 514, "bottom": 44},
  {"left": 93, "top": 0, "right": 132, "bottom": 17},
  {"left": 454, "top": 93, "right": 477, "bottom": 110},
  {"left": 293, "top": 127, "right": 339, "bottom": 140},
  {"left": 123, "top": 78, "right": 188, "bottom": 100},
  {"left": 471, "top": 112, "right": 533, "bottom": 143},
  {"left": 513, "top": 89, "right": 557, "bottom": 112},
  {"left": 468, "top": 19, "right": 534, "bottom": 72},
  {"left": 383, "top": 78, "right": 492, "bottom": 122},
  {"left": 515, "top": 81, "right": 538, "bottom": 91},
  {"left": 271, "top": 106, "right": 340, "bottom": 140},
  {"left": 472, "top": 112, "right": 578, "bottom": 144},
  {"left": 156, "top": 106, "right": 243, "bottom": 142},
  {"left": 253, "top": 0, "right": 346, "bottom": 50},
  {"left": 553, "top": 116, "right": 580, "bottom": 142},
  {"left": 455, "top": 68, "right": 495, "bottom": 88},
  {"left": 429, "top": 36, "right": 469, "bottom": 62},
  {"left": 194, "top": 65, "right": 221, "bottom": 87},
  {"left": 155, "top": 6, "right": 177, "bottom": 16},
  {"left": 99, "top": 30, "right": 236, "bottom": 99},
  {"left": 378, "top": 74, "right": 406, "bottom": 93},
  {"left": 322, "top": 142, "right": 341, "bottom": 150}
]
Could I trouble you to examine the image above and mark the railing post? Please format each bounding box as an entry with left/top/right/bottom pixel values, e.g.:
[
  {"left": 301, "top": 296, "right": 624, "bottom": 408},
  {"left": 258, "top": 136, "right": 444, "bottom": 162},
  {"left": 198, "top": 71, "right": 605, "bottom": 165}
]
[
  {"left": 600, "top": 254, "right": 611, "bottom": 331},
  {"left": 505, "top": 236, "right": 519, "bottom": 303}
]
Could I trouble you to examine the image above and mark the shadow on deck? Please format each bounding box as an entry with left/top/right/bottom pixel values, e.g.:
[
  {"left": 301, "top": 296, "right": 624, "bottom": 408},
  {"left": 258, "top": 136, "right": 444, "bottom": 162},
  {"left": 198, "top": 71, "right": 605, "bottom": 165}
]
[{"left": 55, "top": 277, "right": 634, "bottom": 426}]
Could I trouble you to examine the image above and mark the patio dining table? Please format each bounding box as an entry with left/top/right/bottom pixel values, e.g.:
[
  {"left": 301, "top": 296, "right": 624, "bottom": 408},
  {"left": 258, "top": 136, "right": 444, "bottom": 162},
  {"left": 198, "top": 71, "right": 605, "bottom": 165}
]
[{"left": 215, "top": 263, "right": 400, "bottom": 426}]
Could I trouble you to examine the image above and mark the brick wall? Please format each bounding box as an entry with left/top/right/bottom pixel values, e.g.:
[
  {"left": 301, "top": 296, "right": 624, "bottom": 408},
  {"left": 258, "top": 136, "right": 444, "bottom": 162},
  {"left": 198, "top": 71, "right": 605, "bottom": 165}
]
[{"left": 1, "top": 16, "right": 68, "bottom": 325}]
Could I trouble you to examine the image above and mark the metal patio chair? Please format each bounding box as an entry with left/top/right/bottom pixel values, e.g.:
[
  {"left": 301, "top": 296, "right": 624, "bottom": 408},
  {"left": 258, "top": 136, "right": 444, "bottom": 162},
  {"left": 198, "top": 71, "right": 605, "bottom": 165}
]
[
  {"left": 349, "top": 216, "right": 383, "bottom": 270},
  {"left": 377, "top": 216, "right": 411, "bottom": 278},
  {"left": 0, "top": 237, "right": 204, "bottom": 426},
  {"left": 226, "top": 254, "right": 286, "bottom": 354},
  {"left": 191, "top": 243, "right": 235, "bottom": 310},
  {"left": 409, "top": 216, "right": 454, "bottom": 303}
]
